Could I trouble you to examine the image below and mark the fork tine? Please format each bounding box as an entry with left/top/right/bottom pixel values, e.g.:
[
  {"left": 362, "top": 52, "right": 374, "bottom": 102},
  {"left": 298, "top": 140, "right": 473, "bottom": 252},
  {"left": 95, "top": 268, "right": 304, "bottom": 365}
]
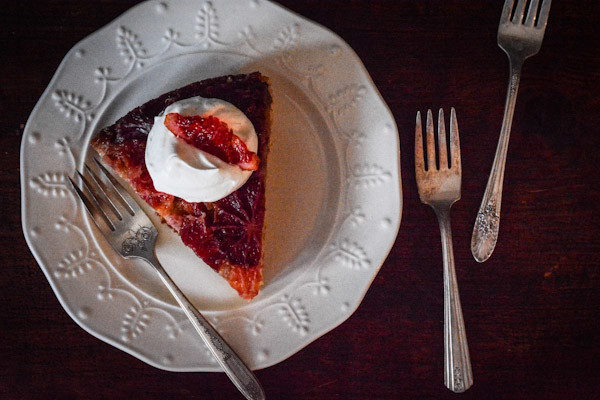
[
  {"left": 512, "top": 0, "right": 527, "bottom": 23},
  {"left": 524, "top": 0, "right": 541, "bottom": 26},
  {"left": 426, "top": 109, "right": 436, "bottom": 171},
  {"left": 76, "top": 170, "right": 118, "bottom": 230},
  {"left": 500, "top": 0, "right": 515, "bottom": 23},
  {"left": 83, "top": 164, "right": 123, "bottom": 221},
  {"left": 68, "top": 176, "right": 115, "bottom": 231},
  {"left": 93, "top": 158, "right": 138, "bottom": 216},
  {"left": 450, "top": 108, "right": 461, "bottom": 173},
  {"left": 437, "top": 109, "right": 448, "bottom": 170},
  {"left": 415, "top": 111, "right": 425, "bottom": 173},
  {"left": 537, "top": 0, "right": 551, "bottom": 28}
]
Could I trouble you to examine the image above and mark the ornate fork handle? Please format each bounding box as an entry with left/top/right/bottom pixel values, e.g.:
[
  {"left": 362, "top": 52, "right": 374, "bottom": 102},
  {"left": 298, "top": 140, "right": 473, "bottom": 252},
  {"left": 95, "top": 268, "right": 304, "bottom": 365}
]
[
  {"left": 70, "top": 160, "right": 265, "bottom": 400},
  {"left": 135, "top": 246, "right": 265, "bottom": 400},
  {"left": 471, "top": 58, "right": 523, "bottom": 263},
  {"left": 437, "top": 209, "right": 473, "bottom": 392}
]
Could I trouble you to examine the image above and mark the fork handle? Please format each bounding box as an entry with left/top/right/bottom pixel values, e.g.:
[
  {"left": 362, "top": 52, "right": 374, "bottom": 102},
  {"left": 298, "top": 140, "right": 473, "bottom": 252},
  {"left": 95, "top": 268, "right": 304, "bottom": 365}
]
[
  {"left": 147, "top": 255, "right": 265, "bottom": 400},
  {"left": 437, "top": 209, "right": 473, "bottom": 393},
  {"left": 471, "top": 58, "right": 523, "bottom": 262}
]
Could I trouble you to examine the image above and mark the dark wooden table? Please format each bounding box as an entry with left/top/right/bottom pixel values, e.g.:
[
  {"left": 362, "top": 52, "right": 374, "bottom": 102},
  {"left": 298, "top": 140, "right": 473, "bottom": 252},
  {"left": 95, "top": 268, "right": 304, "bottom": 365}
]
[{"left": 3, "top": 1, "right": 599, "bottom": 398}]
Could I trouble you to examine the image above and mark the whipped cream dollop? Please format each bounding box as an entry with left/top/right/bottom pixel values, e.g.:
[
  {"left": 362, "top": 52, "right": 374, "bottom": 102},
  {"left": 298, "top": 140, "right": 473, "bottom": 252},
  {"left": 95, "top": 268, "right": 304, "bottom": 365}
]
[{"left": 145, "top": 96, "right": 258, "bottom": 202}]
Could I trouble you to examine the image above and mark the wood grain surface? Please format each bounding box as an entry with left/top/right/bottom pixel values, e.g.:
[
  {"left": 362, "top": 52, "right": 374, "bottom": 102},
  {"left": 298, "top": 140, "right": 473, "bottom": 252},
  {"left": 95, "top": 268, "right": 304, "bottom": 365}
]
[{"left": 2, "top": 1, "right": 599, "bottom": 399}]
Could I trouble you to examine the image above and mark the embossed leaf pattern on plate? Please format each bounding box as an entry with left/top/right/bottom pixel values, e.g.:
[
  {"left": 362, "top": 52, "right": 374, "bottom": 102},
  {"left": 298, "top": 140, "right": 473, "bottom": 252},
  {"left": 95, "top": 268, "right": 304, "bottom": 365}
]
[
  {"left": 54, "top": 248, "right": 99, "bottom": 279},
  {"left": 196, "top": 1, "right": 220, "bottom": 43}
]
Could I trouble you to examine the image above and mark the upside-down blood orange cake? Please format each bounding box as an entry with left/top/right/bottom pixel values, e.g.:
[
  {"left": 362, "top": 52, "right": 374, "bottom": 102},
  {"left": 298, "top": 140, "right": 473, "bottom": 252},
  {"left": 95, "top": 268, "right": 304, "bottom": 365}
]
[{"left": 91, "top": 72, "right": 272, "bottom": 300}]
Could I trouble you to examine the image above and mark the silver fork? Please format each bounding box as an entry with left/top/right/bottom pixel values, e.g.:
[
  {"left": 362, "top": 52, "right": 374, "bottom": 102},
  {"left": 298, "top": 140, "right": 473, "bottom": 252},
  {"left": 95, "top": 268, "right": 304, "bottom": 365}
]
[
  {"left": 68, "top": 159, "right": 265, "bottom": 400},
  {"left": 415, "top": 109, "right": 472, "bottom": 392},
  {"left": 471, "top": 0, "right": 552, "bottom": 262}
]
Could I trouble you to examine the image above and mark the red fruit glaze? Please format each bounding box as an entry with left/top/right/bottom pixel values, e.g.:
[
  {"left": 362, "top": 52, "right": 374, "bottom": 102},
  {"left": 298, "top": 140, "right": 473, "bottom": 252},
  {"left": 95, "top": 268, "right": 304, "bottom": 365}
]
[{"left": 164, "top": 113, "right": 260, "bottom": 171}]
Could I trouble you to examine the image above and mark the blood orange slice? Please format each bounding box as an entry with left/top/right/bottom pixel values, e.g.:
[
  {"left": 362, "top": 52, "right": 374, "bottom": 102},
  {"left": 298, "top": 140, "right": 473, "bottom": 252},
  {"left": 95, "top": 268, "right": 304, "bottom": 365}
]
[{"left": 164, "top": 113, "right": 260, "bottom": 171}]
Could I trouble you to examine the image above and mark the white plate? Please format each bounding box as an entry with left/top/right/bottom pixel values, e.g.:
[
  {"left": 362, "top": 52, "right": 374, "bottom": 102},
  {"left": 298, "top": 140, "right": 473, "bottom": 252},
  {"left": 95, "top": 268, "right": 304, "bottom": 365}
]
[{"left": 21, "top": 0, "right": 401, "bottom": 371}]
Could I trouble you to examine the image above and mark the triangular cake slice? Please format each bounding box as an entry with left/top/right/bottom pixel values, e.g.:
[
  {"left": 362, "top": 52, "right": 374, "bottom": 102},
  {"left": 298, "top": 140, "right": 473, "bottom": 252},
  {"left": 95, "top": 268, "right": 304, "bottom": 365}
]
[{"left": 91, "top": 72, "right": 272, "bottom": 300}]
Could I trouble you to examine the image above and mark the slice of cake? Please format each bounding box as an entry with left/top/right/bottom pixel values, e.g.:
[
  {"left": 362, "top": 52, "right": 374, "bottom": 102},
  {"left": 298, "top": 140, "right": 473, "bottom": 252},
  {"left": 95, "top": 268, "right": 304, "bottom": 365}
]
[{"left": 91, "top": 72, "right": 272, "bottom": 300}]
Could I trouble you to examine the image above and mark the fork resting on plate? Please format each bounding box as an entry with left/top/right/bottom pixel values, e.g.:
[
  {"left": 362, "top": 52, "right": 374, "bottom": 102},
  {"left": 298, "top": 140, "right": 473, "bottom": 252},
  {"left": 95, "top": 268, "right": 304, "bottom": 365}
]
[{"left": 69, "top": 158, "right": 265, "bottom": 400}]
